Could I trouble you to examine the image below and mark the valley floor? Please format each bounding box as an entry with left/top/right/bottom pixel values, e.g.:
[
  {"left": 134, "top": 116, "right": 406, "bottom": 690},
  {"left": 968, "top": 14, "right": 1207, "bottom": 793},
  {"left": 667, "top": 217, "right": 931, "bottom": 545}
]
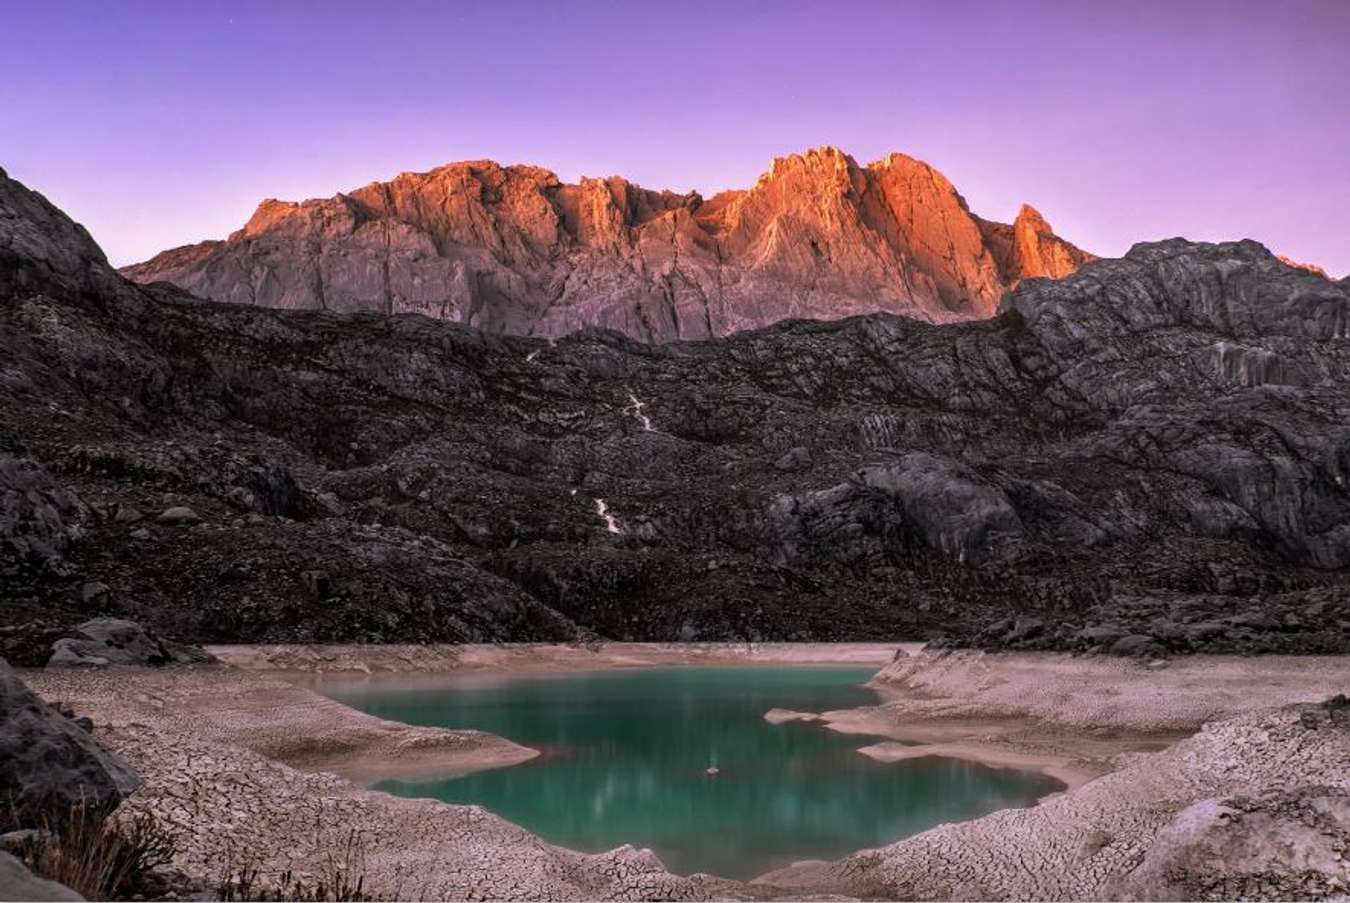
[{"left": 22, "top": 645, "right": 1350, "bottom": 901}]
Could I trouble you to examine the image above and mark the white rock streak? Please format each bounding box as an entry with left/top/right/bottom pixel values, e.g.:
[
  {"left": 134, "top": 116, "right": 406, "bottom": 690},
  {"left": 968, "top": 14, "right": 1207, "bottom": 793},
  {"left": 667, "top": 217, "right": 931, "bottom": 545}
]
[
  {"left": 626, "top": 391, "right": 654, "bottom": 432},
  {"left": 594, "top": 498, "right": 623, "bottom": 534}
]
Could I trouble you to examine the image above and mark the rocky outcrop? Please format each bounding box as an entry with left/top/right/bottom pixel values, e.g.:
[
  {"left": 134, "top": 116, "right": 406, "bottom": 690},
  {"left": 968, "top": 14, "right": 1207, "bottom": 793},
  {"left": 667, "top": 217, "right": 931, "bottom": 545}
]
[
  {"left": 0, "top": 659, "right": 139, "bottom": 823},
  {"left": 3, "top": 166, "right": 1350, "bottom": 651},
  {"left": 1, "top": 454, "right": 89, "bottom": 580},
  {"left": 120, "top": 148, "right": 1091, "bottom": 341}
]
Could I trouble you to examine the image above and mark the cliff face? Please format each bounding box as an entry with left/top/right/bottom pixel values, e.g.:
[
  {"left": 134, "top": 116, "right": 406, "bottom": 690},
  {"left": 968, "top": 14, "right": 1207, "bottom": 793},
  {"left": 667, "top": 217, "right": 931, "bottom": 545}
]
[
  {"left": 120, "top": 148, "right": 1092, "bottom": 341},
  {"left": 6, "top": 165, "right": 1350, "bottom": 654}
]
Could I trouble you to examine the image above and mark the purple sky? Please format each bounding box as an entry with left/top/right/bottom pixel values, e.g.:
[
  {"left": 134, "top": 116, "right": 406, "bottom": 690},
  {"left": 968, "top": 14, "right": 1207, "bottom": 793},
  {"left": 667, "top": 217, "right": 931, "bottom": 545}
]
[{"left": 3, "top": 0, "right": 1347, "bottom": 275}]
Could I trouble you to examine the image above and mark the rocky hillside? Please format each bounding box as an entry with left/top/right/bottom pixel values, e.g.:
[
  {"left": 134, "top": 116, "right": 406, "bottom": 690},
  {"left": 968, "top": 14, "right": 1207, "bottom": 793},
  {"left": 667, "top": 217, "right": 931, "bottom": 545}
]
[
  {"left": 121, "top": 148, "right": 1091, "bottom": 341},
  {"left": 4, "top": 165, "right": 1349, "bottom": 656}
]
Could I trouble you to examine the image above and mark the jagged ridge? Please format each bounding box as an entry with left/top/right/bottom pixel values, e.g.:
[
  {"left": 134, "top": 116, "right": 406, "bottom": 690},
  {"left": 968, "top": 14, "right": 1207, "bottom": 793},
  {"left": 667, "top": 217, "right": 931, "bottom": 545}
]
[{"left": 120, "top": 148, "right": 1092, "bottom": 341}]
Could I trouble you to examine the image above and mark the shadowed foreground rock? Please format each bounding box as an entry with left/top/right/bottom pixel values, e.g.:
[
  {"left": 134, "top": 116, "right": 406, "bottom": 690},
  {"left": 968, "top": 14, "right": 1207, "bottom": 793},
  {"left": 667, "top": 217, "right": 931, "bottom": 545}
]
[
  {"left": 0, "top": 851, "right": 83, "bottom": 901},
  {"left": 0, "top": 659, "right": 139, "bottom": 823},
  {"left": 2, "top": 165, "right": 1350, "bottom": 651}
]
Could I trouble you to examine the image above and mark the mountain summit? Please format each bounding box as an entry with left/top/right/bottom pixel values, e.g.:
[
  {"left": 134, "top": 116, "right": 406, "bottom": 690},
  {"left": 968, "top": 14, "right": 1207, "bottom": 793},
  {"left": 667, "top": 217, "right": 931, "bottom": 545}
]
[{"left": 121, "top": 147, "right": 1092, "bottom": 341}]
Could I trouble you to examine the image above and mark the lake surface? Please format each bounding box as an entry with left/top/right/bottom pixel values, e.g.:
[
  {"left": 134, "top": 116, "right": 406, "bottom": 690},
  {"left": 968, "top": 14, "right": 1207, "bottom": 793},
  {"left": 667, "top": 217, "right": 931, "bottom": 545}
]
[{"left": 313, "top": 666, "right": 1059, "bottom": 879}]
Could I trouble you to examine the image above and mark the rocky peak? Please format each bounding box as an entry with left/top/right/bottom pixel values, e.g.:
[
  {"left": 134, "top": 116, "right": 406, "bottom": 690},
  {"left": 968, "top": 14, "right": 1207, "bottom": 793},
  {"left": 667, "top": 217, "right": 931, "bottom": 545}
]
[
  {"left": 1011, "top": 202, "right": 1086, "bottom": 280},
  {"left": 1275, "top": 254, "right": 1330, "bottom": 279},
  {"left": 0, "top": 167, "right": 123, "bottom": 299},
  {"left": 121, "top": 147, "right": 1093, "bottom": 341}
]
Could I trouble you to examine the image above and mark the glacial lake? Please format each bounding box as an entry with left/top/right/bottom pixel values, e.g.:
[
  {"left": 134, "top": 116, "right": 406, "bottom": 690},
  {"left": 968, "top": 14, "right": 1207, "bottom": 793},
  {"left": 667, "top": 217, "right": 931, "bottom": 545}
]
[{"left": 313, "top": 666, "right": 1059, "bottom": 879}]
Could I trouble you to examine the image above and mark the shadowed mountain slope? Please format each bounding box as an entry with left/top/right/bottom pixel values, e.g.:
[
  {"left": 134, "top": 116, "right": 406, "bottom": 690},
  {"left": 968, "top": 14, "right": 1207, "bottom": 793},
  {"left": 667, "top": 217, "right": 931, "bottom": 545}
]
[{"left": 4, "top": 165, "right": 1349, "bottom": 655}]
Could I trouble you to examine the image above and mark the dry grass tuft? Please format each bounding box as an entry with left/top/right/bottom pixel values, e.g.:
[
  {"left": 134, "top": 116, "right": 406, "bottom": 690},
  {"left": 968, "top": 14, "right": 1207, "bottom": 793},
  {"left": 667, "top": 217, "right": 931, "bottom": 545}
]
[
  {"left": 216, "top": 828, "right": 386, "bottom": 901},
  {"left": 8, "top": 803, "right": 175, "bottom": 900}
]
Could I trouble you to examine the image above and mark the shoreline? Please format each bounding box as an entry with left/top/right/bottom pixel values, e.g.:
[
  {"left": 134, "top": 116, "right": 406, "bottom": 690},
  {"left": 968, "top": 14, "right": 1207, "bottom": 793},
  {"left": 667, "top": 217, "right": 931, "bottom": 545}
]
[
  {"left": 205, "top": 641, "right": 916, "bottom": 677},
  {"left": 22, "top": 645, "right": 1350, "bottom": 900}
]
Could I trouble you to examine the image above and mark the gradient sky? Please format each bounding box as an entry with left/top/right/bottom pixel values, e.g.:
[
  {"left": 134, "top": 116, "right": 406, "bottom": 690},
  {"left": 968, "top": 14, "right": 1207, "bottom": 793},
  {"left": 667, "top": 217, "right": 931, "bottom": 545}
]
[{"left": 3, "top": 0, "right": 1347, "bottom": 275}]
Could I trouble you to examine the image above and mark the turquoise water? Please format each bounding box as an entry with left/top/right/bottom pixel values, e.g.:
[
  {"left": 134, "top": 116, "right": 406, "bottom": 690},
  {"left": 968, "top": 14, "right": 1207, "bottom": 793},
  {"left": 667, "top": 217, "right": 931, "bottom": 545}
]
[{"left": 313, "top": 666, "right": 1058, "bottom": 879}]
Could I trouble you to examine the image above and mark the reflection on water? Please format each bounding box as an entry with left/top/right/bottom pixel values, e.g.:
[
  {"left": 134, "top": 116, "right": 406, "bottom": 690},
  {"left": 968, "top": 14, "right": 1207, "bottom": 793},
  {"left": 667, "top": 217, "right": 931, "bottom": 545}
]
[{"left": 313, "top": 666, "right": 1059, "bottom": 879}]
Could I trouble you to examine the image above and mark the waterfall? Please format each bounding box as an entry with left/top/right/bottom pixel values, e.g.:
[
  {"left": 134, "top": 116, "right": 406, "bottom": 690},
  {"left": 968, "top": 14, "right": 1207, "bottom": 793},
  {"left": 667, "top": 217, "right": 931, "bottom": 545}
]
[
  {"left": 626, "top": 391, "right": 655, "bottom": 432},
  {"left": 594, "top": 498, "right": 623, "bottom": 534}
]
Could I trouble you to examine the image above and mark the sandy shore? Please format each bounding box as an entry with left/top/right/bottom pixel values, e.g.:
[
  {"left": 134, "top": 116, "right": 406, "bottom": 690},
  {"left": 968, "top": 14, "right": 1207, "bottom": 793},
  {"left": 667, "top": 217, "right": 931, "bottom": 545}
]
[{"left": 22, "top": 644, "right": 1350, "bottom": 900}]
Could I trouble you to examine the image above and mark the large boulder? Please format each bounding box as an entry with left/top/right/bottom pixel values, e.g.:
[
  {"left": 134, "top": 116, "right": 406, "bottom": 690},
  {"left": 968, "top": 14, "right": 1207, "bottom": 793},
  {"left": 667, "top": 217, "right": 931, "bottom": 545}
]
[
  {"left": 46, "top": 619, "right": 169, "bottom": 668},
  {"left": 0, "top": 659, "right": 139, "bottom": 823}
]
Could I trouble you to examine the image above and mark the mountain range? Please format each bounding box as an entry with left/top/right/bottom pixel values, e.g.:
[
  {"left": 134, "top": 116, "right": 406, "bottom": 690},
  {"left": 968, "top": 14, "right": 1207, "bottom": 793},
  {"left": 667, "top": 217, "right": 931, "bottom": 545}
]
[
  {"left": 4, "top": 162, "right": 1350, "bottom": 660},
  {"left": 121, "top": 147, "right": 1092, "bottom": 341}
]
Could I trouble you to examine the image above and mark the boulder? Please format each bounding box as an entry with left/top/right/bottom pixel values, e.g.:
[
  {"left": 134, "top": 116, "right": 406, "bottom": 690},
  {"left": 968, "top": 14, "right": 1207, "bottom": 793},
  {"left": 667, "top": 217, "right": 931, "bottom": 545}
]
[
  {"left": 0, "top": 851, "right": 84, "bottom": 902},
  {"left": 0, "top": 659, "right": 139, "bottom": 823},
  {"left": 47, "top": 619, "right": 169, "bottom": 667},
  {"left": 774, "top": 447, "right": 813, "bottom": 473},
  {"left": 1110, "top": 634, "right": 1167, "bottom": 658},
  {"left": 1076, "top": 625, "right": 1126, "bottom": 647},
  {"left": 154, "top": 506, "right": 200, "bottom": 526}
]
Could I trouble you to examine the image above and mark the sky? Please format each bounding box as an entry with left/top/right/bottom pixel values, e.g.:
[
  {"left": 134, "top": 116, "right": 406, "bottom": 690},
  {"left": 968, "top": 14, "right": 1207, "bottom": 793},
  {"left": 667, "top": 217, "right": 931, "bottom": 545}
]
[{"left": 2, "top": 0, "right": 1347, "bottom": 275}]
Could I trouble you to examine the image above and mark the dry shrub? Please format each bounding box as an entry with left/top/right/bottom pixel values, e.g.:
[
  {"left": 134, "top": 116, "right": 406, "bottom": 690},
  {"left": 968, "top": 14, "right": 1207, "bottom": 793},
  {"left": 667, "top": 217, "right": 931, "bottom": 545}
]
[
  {"left": 216, "top": 828, "right": 385, "bottom": 901},
  {"left": 9, "top": 803, "right": 175, "bottom": 900}
]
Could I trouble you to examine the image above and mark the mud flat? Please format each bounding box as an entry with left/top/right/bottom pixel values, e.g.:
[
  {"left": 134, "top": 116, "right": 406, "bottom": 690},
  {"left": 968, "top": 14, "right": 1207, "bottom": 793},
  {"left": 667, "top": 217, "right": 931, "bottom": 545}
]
[
  {"left": 808, "top": 649, "right": 1350, "bottom": 791},
  {"left": 23, "top": 664, "right": 734, "bottom": 900},
  {"left": 758, "top": 649, "right": 1350, "bottom": 899},
  {"left": 21, "top": 645, "right": 1350, "bottom": 901}
]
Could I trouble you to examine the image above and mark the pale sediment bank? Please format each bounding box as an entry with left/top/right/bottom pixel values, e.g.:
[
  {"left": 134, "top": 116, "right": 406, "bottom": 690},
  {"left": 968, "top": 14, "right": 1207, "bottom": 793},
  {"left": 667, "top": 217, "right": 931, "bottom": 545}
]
[
  {"left": 23, "top": 662, "right": 736, "bottom": 900},
  {"left": 22, "top": 645, "right": 1350, "bottom": 901},
  {"left": 809, "top": 650, "right": 1350, "bottom": 793},
  {"left": 754, "top": 650, "right": 1349, "bottom": 899},
  {"left": 206, "top": 640, "right": 913, "bottom": 675},
  {"left": 25, "top": 665, "right": 541, "bottom": 784}
]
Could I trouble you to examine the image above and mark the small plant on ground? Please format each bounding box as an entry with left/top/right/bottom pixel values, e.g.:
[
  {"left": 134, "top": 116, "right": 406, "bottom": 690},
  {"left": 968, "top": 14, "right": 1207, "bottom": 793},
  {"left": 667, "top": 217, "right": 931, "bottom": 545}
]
[
  {"left": 216, "top": 828, "right": 384, "bottom": 902},
  {"left": 8, "top": 803, "right": 176, "bottom": 900}
]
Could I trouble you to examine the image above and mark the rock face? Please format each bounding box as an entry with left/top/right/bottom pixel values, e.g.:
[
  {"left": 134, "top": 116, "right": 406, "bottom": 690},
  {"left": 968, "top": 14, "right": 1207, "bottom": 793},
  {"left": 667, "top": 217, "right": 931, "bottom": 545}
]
[
  {"left": 0, "top": 659, "right": 139, "bottom": 823},
  {"left": 120, "top": 148, "right": 1092, "bottom": 341},
  {"left": 1, "top": 453, "right": 89, "bottom": 580},
  {"left": 3, "top": 166, "right": 1350, "bottom": 650}
]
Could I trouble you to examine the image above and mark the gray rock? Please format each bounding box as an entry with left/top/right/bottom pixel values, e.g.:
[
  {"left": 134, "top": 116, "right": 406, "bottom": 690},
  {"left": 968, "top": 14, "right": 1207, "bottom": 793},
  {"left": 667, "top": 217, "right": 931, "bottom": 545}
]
[
  {"left": 0, "top": 851, "right": 84, "bottom": 901},
  {"left": 0, "top": 659, "right": 139, "bottom": 823},
  {"left": 1111, "top": 634, "right": 1167, "bottom": 658},
  {"left": 0, "top": 455, "right": 87, "bottom": 579},
  {"left": 774, "top": 447, "right": 812, "bottom": 472},
  {"left": 162, "top": 641, "right": 217, "bottom": 665},
  {"left": 0, "top": 829, "right": 51, "bottom": 854},
  {"left": 155, "top": 506, "right": 200, "bottom": 526},
  {"left": 78, "top": 582, "right": 109, "bottom": 608},
  {"left": 1077, "top": 625, "right": 1126, "bottom": 647},
  {"left": 1185, "top": 621, "right": 1228, "bottom": 643},
  {"left": 770, "top": 452, "right": 1022, "bottom": 567},
  {"left": 47, "top": 619, "right": 169, "bottom": 667}
]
